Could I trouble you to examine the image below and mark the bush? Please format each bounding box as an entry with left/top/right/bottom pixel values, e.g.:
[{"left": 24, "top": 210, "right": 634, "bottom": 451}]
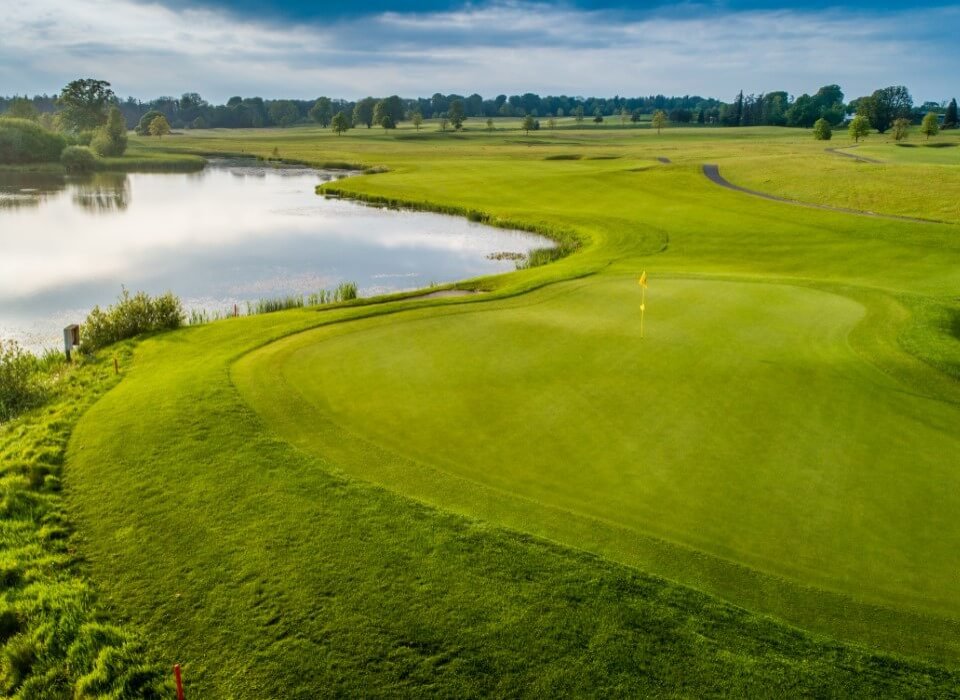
[
  {"left": 135, "top": 110, "right": 163, "bottom": 136},
  {"left": 65, "top": 130, "right": 95, "bottom": 147},
  {"left": 60, "top": 146, "right": 96, "bottom": 173},
  {"left": 0, "top": 118, "right": 66, "bottom": 164},
  {"left": 90, "top": 107, "right": 128, "bottom": 157},
  {"left": 813, "top": 118, "right": 832, "bottom": 141},
  {"left": 88, "top": 132, "right": 113, "bottom": 157},
  {"left": 0, "top": 341, "right": 47, "bottom": 423},
  {"left": 81, "top": 289, "right": 184, "bottom": 352}
]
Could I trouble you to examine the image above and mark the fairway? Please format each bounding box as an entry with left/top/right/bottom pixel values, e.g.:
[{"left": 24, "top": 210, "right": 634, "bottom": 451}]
[{"left": 60, "top": 124, "right": 960, "bottom": 695}]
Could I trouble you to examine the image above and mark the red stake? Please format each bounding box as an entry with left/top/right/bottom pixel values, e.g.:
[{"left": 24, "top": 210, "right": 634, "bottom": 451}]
[{"left": 174, "top": 664, "right": 185, "bottom": 700}]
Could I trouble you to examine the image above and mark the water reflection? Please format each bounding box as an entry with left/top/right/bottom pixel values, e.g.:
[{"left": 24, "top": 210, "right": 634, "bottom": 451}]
[
  {"left": 71, "top": 173, "right": 129, "bottom": 213},
  {"left": 0, "top": 172, "right": 66, "bottom": 210},
  {"left": 0, "top": 160, "right": 553, "bottom": 351},
  {"left": 0, "top": 171, "right": 129, "bottom": 213}
]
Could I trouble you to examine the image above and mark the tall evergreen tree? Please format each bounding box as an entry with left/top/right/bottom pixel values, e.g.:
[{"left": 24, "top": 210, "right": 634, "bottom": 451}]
[
  {"left": 733, "top": 91, "right": 744, "bottom": 126},
  {"left": 945, "top": 98, "right": 958, "bottom": 129}
]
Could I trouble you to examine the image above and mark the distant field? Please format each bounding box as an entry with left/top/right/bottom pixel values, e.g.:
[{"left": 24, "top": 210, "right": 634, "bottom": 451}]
[{"left": 65, "top": 123, "right": 960, "bottom": 696}]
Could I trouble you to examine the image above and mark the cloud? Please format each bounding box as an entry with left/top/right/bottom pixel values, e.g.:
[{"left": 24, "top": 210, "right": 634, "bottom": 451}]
[{"left": 0, "top": 0, "right": 955, "bottom": 101}]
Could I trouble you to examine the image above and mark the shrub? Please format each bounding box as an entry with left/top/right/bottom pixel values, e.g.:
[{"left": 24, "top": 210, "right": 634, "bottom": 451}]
[
  {"left": 89, "top": 132, "right": 113, "bottom": 157},
  {"left": 135, "top": 110, "right": 163, "bottom": 136},
  {"left": 81, "top": 289, "right": 185, "bottom": 352},
  {"left": 64, "top": 130, "right": 95, "bottom": 147},
  {"left": 90, "top": 107, "right": 128, "bottom": 157},
  {"left": 813, "top": 118, "right": 832, "bottom": 141},
  {"left": 60, "top": 146, "right": 96, "bottom": 173},
  {"left": 0, "top": 118, "right": 66, "bottom": 164},
  {"left": 0, "top": 341, "right": 47, "bottom": 423}
]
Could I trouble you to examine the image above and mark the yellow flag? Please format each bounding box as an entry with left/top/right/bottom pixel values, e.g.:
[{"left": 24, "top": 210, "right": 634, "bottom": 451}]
[{"left": 638, "top": 271, "right": 647, "bottom": 288}]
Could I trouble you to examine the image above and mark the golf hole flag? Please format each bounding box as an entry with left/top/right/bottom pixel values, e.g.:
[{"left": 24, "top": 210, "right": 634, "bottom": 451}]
[{"left": 638, "top": 271, "right": 647, "bottom": 338}]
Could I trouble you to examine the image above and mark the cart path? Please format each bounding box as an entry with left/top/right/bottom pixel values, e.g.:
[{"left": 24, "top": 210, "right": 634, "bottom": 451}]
[
  {"left": 702, "top": 164, "right": 940, "bottom": 224},
  {"left": 825, "top": 146, "right": 883, "bottom": 164}
]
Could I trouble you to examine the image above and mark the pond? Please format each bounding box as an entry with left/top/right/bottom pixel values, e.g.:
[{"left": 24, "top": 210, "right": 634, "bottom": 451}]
[{"left": 0, "top": 161, "right": 554, "bottom": 352}]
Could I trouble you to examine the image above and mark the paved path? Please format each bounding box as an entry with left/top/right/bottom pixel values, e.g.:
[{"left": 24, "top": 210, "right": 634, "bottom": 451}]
[
  {"left": 825, "top": 146, "right": 883, "bottom": 164},
  {"left": 702, "top": 164, "right": 940, "bottom": 224}
]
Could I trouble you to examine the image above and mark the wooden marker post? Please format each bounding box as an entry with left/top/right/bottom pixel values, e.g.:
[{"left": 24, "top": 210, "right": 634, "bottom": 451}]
[
  {"left": 174, "top": 664, "right": 185, "bottom": 700},
  {"left": 114, "top": 358, "right": 119, "bottom": 375}
]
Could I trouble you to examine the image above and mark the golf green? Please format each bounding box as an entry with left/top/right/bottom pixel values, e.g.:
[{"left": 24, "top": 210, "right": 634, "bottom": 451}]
[{"left": 234, "top": 276, "right": 960, "bottom": 657}]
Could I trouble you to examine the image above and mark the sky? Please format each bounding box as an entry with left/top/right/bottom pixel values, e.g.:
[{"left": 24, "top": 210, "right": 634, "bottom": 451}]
[{"left": 0, "top": 0, "right": 957, "bottom": 104}]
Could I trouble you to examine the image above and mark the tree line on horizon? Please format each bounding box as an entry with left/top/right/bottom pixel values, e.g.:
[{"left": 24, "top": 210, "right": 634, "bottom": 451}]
[{"left": 2, "top": 80, "right": 957, "bottom": 135}]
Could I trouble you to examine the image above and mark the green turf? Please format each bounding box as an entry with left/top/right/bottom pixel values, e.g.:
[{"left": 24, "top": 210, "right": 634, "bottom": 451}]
[{"left": 62, "top": 123, "right": 960, "bottom": 695}]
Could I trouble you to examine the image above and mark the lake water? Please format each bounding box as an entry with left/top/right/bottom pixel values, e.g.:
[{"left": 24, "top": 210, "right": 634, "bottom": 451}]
[{"left": 0, "top": 161, "right": 552, "bottom": 352}]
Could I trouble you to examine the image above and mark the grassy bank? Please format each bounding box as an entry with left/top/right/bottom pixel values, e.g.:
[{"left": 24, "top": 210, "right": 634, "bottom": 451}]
[
  {"left": 61, "top": 123, "right": 960, "bottom": 696},
  {"left": 0, "top": 143, "right": 205, "bottom": 174},
  {"left": 0, "top": 346, "right": 167, "bottom": 698}
]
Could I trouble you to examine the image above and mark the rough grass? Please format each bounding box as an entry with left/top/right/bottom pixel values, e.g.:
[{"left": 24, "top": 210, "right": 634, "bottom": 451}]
[
  {"left": 0, "top": 346, "right": 167, "bottom": 698},
  {"left": 60, "top": 123, "right": 960, "bottom": 696},
  {"left": 721, "top": 132, "right": 960, "bottom": 222}
]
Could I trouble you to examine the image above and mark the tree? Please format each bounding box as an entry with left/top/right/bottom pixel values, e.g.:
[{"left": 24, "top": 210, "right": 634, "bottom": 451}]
[
  {"left": 57, "top": 78, "right": 114, "bottom": 132},
  {"left": 4, "top": 97, "right": 38, "bottom": 121},
  {"left": 136, "top": 110, "right": 163, "bottom": 136},
  {"left": 857, "top": 86, "right": 912, "bottom": 134},
  {"left": 651, "top": 110, "right": 668, "bottom": 135},
  {"left": 148, "top": 115, "right": 171, "bottom": 139},
  {"left": 920, "top": 112, "right": 940, "bottom": 140},
  {"left": 732, "top": 90, "right": 744, "bottom": 126},
  {"left": 848, "top": 115, "right": 870, "bottom": 142},
  {"left": 439, "top": 115, "right": 449, "bottom": 132},
  {"left": 945, "top": 98, "right": 958, "bottom": 129},
  {"left": 92, "top": 105, "right": 128, "bottom": 156},
  {"left": 411, "top": 110, "right": 423, "bottom": 131},
  {"left": 593, "top": 107, "right": 603, "bottom": 124},
  {"left": 486, "top": 118, "right": 494, "bottom": 131},
  {"left": 268, "top": 100, "right": 300, "bottom": 127},
  {"left": 382, "top": 95, "right": 405, "bottom": 125},
  {"left": 813, "top": 84, "right": 845, "bottom": 125},
  {"left": 308, "top": 97, "right": 332, "bottom": 127},
  {"left": 786, "top": 94, "right": 819, "bottom": 128},
  {"left": 352, "top": 97, "right": 376, "bottom": 128},
  {"left": 619, "top": 107, "right": 629, "bottom": 126},
  {"left": 547, "top": 117, "right": 556, "bottom": 130},
  {"left": 331, "top": 110, "right": 351, "bottom": 135},
  {"left": 522, "top": 114, "right": 536, "bottom": 134},
  {"left": 892, "top": 117, "right": 910, "bottom": 142},
  {"left": 373, "top": 100, "right": 392, "bottom": 129},
  {"left": 574, "top": 104, "right": 584, "bottom": 124},
  {"left": 448, "top": 99, "right": 465, "bottom": 130},
  {"left": 812, "top": 118, "right": 832, "bottom": 141}
]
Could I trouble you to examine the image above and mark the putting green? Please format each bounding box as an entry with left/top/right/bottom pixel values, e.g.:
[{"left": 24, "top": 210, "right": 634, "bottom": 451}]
[{"left": 234, "top": 276, "right": 960, "bottom": 656}]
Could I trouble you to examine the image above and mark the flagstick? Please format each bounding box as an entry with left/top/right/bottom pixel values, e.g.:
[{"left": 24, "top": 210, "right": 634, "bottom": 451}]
[{"left": 640, "top": 285, "right": 646, "bottom": 339}]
